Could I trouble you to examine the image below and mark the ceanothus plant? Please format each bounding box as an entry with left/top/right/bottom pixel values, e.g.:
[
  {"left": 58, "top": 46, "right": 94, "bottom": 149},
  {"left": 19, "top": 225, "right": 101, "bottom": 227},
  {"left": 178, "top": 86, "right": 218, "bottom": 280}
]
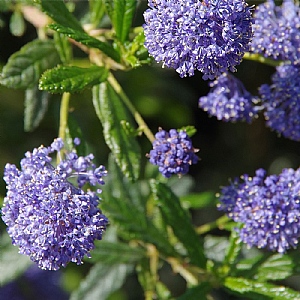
[{"left": 0, "top": 0, "right": 300, "bottom": 299}]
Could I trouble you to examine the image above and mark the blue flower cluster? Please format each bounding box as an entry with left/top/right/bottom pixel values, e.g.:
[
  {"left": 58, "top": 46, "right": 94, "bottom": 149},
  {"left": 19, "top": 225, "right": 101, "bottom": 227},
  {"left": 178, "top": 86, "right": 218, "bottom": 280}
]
[
  {"left": 143, "top": 0, "right": 253, "bottom": 79},
  {"left": 1, "top": 138, "right": 108, "bottom": 270},
  {"left": 219, "top": 168, "right": 300, "bottom": 253},
  {"left": 148, "top": 129, "right": 199, "bottom": 178},
  {"left": 259, "top": 64, "right": 300, "bottom": 141},
  {"left": 251, "top": 0, "right": 300, "bottom": 65},
  {"left": 198, "top": 72, "right": 261, "bottom": 123}
]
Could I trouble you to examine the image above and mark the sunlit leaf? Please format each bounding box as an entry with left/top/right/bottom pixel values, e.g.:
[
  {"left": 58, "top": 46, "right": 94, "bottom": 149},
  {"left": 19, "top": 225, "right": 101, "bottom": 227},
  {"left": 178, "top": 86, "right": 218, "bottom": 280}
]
[
  {"left": 89, "top": 0, "right": 106, "bottom": 27},
  {"left": 39, "top": 65, "right": 108, "bottom": 93},
  {"left": 49, "top": 23, "right": 121, "bottom": 63},
  {"left": 41, "top": 0, "right": 83, "bottom": 32},
  {"left": 113, "top": 0, "right": 137, "bottom": 42},
  {"left": 224, "top": 277, "right": 300, "bottom": 300},
  {"left": 254, "top": 253, "right": 300, "bottom": 282}
]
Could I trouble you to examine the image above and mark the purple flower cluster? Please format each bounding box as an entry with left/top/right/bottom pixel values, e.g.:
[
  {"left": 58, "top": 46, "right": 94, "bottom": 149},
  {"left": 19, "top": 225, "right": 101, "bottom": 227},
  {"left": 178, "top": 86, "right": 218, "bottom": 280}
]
[
  {"left": 199, "top": 72, "right": 261, "bottom": 122},
  {"left": 259, "top": 64, "right": 300, "bottom": 141},
  {"left": 1, "top": 138, "right": 108, "bottom": 270},
  {"left": 148, "top": 128, "right": 199, "bottom": 178},
  {"left": 143, "top": 0, "right": 253, "bottom": 80},
  {"left": 219, "top": 168, "right": 300, "bottom": 253},
  {"left": 251, "top": 0, "right": 300, "bottom": 64}
]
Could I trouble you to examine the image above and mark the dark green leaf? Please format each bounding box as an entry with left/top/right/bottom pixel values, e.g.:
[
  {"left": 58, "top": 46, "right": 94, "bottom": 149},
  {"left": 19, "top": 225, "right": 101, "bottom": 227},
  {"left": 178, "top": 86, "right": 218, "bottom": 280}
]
[
  {"left": 0, "top": 233, "right": 32, "bottom": 286},
  {"left": 180, "top": 192, "right": 217, "bottom": 209},
  {"left": 9, "top": 10, "right": 25, "bottom": 37},
  {"left": 92, "top": 82, "right": 140, "bottom": 181},
  {"left": 24, "top": 85, "right": 50, "bottom": 132},
  {"left": 113, "top": 0, "right": 137, "bottom": 42},
  {"left": 66, "top": 114, "right": 87, "bottom": 156},
  {"left": 41, "top": 0, "right": 83, "bottom": 32},
  {"left": 88, "top": 241, "right": 146, "bottom": 265},
  {"left": 39, "top": 65, "right": 108, "bottom": 93},
  {"left": 224, "top": 277, "right": 300, "bottom": 300},
  {"left": 70, "top": 263, "right": 133, "bottom": 300},
  {"left": 0, "top": 39, "right": 61, "bottom": 89},
  {"left": 49, "top": 23, "right": 121, "bottom": 63},
  {"left": 177, "top": 282, "right": 212, "bottom": 300},
  {"left": 101, "top": 156, "right": 176, "bottom": 257},
  {"left": 150, "top": 180, "right": 206, "bottom": 268}
]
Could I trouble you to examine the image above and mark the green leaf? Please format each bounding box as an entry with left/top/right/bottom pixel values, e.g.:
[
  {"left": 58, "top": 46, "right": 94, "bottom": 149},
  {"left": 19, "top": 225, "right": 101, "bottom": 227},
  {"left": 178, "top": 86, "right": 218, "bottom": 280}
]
[
  {"left": 92, "top": 82, "right": 140, "bottom": 181},
  {"left": 150, "top": 180, "right": 206, "bottom": 269},
  {"left": 0, "top": 0, "right": 10, "bottom": 11},
  {"left": 88, "top": 241, "right": 146, "bottom": 265},
  {"left": 9, "top": 10, "right": 25, "bottom": 37},
  {"left": 254, "top": 254, "right": 295, "bottom": 282},
  {"left": 223, "top": 228, "right": 243, "bottom": 272},
  {"left": 177, "top": 282, "right": 212, "bottom": 300},
  {"left": 0, "top": 233, "right": 32, "bottom": 286},
  {"left": 224, "top": 277, "right": 300, "bottom": 300},
  {"left": 41, "top": 0, "right": 83, "bottom": 32},
  {"left": 167, "top": 175, "right": 194, "bottom": 198},
  {"left": 39, "top": 65, "right": 108, "bottom": 93},
  {"left": 49, "top": 23, "right": 121, "bottom": 63},
  {"left": 24, "top": 85, "right": 50, "bottom": 132},
  {"left": 136, "top": 258, "right": 155, "bottom": 299},
  {"left": 178, "top": 125, "right": 197, "bottom": 138},
  {"left": 122, "top": 30, "right": 151, "bottom": 68},
  {"left": 53, "top": 32, "right": 72, "bottom": 64},
  {"left": 113, "top": 0, "right": 137, "bottom": 42},
  {"left": 103, "top": 0, "right": 114, "bottom": 20},
  {"left": 66, "top": 114, "right": 87, "bottom": 156},
  {"left": 0, "top": 39, "right": 61, "bottom": 89},
  {"left": 156, "top": 282, "right": 172, "bottom": 300},
  {"left": 204, "top": 235, "right": 229, "bottom": 263},
  {"left": 70, "top": 263, "right": 133, "bottom": 300},
  {"left": 90, "top": 0, "right": 106, "bottom": 27},
  {"left": 101, "top": 156, "right": 176, "bottom": 257},
  {"left": 180, "top": 192, "right": 217, "bottom": 209}
]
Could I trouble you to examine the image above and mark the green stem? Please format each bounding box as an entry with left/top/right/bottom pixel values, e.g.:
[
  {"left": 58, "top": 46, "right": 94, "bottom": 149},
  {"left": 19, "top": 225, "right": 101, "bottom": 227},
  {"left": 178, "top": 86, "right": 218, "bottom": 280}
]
[
  {"left": 57, "top": 92, "right": 70, "bottom": 161},
  {"left": 243, "top": 52, "right": 282, "bottom": 67},
  {"left": 107, "top": 72, "right": 155, "bottom": 143},
  {"left": 59, "top": 92, "right": 70, "bottom": 140},
  {"left": 196, "top": 215, "right": 230, "bottom": 235}
]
